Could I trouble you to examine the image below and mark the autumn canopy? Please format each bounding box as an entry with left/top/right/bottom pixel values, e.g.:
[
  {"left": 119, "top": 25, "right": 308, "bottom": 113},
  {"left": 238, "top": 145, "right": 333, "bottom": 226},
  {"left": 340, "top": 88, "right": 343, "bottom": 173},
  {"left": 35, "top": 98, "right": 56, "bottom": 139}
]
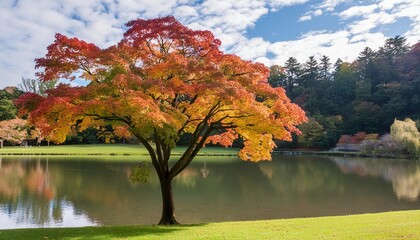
[{"left": 17, "top": 16, "right": 306, "bottom": 224}]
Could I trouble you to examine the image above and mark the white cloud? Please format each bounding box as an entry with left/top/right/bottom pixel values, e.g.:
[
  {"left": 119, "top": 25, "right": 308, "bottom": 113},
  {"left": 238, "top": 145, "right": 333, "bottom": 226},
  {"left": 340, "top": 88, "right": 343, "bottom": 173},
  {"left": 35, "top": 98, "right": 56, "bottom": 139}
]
[
  {"left": 299, "top": 9, "right": 322, "bottom": 22},
  {"left": 0, "top": 0, "right": 419, "bottom": 88},
  {"left": 343, "top": 1, "right": 420, "bottom": 38},
  {"left": 378, "top": 0, "right": 413, "bottom": 11},
  {"left": 193, "top": 0, "right": 269, "bottom": 35},
  {"left": 318, "top": 0, "right": 349, "bottom": 12},
  {"left": 298, "top": 15, "right": 312, "bottom": 22},
  {"left": 394, "top": 1, "right": 420, "bottom": 43},
  {"left": 348, "top": 12, "right": 391, "bottom": 34},
  {"left": 313, "top": 9, "right": 323, "bottom": 16},
  {"left": 174, "top": 5, "right": 199, "bottom": 19},
  {"left": 339, "top": 4, "right": 378, "bottom": 19},
  {"left": 297, "top": 0, "right": 347, "bottom": 21},
  {"left": 230, "top": 37, "right": 271, "bottom": 60}
]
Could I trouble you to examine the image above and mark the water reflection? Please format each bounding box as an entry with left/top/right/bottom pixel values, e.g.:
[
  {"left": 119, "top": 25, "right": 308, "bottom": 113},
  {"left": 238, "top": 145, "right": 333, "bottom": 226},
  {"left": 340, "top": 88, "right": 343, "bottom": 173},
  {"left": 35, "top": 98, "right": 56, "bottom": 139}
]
[
  {"left": 201, "top": 160, "right": 210, "bottom": 178},
  {"left": 0, "top": 157, "right": 97, "bottom": 229},
  {"left": 0, "top": 155, "right": 419, "bottom": 229},
  {"left": 332, "top": 157, "right": 420, "bottom": 201}
]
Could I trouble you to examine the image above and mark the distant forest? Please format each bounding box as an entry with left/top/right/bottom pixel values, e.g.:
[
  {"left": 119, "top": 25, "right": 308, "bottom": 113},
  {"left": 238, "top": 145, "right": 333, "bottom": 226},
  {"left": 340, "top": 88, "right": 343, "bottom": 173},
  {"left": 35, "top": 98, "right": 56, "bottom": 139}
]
[
  {"left": 1, "top": 36, "right": 419, "bottom": 149},
  {"left": 268, "top": 36, "right": 420, "bottom": 149}
]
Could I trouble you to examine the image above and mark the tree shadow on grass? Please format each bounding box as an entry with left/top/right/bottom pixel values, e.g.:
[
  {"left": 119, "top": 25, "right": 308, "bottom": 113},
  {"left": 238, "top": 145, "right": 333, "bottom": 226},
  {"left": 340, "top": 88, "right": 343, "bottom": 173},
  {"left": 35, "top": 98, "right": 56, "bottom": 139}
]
[{"left": 0, "top": 224, "right": 207, "bottom": 240}]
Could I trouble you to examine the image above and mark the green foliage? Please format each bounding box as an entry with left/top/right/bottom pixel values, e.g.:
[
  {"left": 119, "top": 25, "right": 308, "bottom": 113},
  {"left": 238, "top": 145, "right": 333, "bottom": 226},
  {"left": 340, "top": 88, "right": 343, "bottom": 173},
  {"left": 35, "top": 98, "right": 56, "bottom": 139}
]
[
  {"left": 129, "top": 161, "right": 151, "bottom": 184},
  {"left": 348, "top": 101, "right": 381, "bottom": 133},
  {"left": 0, "top": 99, "right": 16, "bottom": 120},
  {"left": 283, "top": 57, "right": 301, "bottom": 96},
  {"left": 314, "top": 115, "right": 343, "bottom": 148},
  {"left": 355, "top": 79, "right": 372, "bottom": 101},
  {"left": 327, "top": 62, "right": 356, "bottom": 116},
  {"left": 268, "top": 37, "right": 419, "bottom": 149},
  {"left": 319, "top": 55, "right": 331, "bottom": 81},
  {"left": 63, "top": 126, "right": 126, "bottom": 145},
  {"left": 0, "top": 87, "right": 22, "bottom": 121},
  {"left": 300, "top": 56, "right": 319, "bottom": 87},
  {"left": 0, "top": 87, "right": 24, "bottom": 100},
  {"left": 390, "top": 118, "right": 420, "bottom": 157},
  {"left": 378, "top": 36, "right": 410, "bottom": 65},
  {"left": 297, "top": 118, "right": 324, "bottom": 148}
]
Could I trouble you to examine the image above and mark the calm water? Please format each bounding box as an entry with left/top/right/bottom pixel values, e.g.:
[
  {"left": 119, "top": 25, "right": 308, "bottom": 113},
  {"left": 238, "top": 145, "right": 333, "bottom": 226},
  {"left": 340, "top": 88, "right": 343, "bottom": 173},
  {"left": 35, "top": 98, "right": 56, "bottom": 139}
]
[{"left": 0, "top": 155, "right": 419, "bottom": 229}]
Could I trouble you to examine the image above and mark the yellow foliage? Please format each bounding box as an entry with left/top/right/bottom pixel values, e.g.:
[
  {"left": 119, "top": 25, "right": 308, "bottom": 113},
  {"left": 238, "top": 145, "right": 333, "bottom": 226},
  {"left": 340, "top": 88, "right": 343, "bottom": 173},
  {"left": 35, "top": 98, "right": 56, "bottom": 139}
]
[{"left": 391, "top": 118, "right": 420, "bottom": 157}]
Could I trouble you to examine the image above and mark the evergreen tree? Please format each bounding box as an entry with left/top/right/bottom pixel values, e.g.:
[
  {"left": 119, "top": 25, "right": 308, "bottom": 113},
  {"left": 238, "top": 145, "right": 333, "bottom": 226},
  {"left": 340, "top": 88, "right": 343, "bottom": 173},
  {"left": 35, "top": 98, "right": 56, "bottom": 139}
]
[
  {"left": 378, "top": 36, "right": 410, "bottom": 65},
  {"left": 301, "top": 56, "right": 319, "bottom": 87},
  {"left": 283, "top": 57, "right": 301, "bottom": 94},
  {"left": 356, "top": 47, "right": 376, "bottom": 81},
  {"left": 319, "top": 55, "right": 331, "bottom": 81},
  {"left": 333, "top": 58, "right": 343, "bottom": 73}
]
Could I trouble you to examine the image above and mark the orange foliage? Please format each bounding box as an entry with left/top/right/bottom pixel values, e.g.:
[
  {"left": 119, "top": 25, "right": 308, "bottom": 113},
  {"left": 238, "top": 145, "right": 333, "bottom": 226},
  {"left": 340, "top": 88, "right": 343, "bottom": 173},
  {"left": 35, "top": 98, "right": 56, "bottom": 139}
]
[
  {"left": 17, "top": 16, "right": 307, "bottom": 161},
  {"left": 26, "top": 166, "right": 54, "bottom": 200},
  {"left": 0, "top": 118, "right": 27, "bottom": 147}
]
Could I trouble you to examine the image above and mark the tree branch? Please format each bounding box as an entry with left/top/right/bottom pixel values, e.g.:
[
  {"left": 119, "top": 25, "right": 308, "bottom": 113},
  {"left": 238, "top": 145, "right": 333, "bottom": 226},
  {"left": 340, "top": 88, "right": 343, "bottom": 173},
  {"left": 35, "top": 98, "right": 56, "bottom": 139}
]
[
  {"left": 133, "top": 131, "right": 162, "bottom": 180},
  {"left": 168, "top": 101, "right": 221, "bottom": 179},
  {"left": 154, "top": 129, "right": 170, "bottom": 174}
]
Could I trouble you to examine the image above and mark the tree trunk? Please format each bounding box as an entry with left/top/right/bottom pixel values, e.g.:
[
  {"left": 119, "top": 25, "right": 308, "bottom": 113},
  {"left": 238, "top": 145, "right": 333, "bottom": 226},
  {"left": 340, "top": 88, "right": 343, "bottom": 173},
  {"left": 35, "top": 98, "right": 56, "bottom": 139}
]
[
  {"left": 135, "top": 132, "right": 180, "bottom": 225},
  {"left": 0, "top": 140, "right": 3, "bottom": 149},
  {"left": 158, "top": 177, "right": 179, "bottom": 225}
]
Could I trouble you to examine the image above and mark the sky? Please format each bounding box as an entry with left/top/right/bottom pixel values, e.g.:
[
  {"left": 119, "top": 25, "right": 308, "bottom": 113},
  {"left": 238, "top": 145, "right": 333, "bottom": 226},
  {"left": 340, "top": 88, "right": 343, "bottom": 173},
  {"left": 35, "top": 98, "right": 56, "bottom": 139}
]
[{"left": 0, "top": 0, "right": 419, "bottom": 88}]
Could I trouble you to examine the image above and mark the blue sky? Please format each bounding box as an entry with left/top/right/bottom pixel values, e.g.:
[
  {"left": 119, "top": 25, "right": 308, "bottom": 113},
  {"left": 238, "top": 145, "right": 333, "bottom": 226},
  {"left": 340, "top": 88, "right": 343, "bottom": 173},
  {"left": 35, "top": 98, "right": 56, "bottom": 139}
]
[
  {"left": 0, "top": 0, "right": 419, "bottom": 88},
  {"left": 247, "top": 2, "right": 343, "bottom": 42}
]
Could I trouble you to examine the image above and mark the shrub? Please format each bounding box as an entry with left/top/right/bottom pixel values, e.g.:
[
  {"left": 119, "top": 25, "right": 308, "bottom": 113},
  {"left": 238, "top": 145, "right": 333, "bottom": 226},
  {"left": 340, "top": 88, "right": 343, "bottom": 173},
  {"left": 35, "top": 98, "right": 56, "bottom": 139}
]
[
  {"left": 359, "top": 134, "right": 405, "bottom": 157},
  {"left": 390, "top": 118, "right": 420, "bottom": 157},
  {"left": 359, "top": 139, "right": 377, "bottom": 155},
  {"left": 375, "top": 134, "right": 406, "bottom": 157}
]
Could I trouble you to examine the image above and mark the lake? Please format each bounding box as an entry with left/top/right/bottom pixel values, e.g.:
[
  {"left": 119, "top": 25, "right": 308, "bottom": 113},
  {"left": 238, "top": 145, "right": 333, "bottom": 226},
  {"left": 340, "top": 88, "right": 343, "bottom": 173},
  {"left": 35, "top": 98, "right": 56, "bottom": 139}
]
[{"left": 0, "top": 155, "right": 419, "bottom": 229}]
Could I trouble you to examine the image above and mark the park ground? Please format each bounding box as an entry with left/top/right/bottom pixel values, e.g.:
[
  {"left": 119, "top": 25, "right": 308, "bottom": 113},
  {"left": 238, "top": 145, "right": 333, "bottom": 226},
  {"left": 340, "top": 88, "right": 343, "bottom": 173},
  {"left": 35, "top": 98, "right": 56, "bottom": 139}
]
[
  {"left": 0, "top": 144, "right": 238, "bottom": 156},
  {"left": 0, "top": 210, "right": 419, "bottom": 240},
  {"left": 0, "top": 143, "right": 371, "bottom": 159}
]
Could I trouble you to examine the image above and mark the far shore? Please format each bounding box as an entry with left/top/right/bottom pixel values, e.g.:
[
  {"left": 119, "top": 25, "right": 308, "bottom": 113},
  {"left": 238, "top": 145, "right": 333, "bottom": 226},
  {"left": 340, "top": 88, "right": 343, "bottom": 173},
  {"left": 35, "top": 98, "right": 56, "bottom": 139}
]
[{"left": 1, "top": 144, "right": 418, "bottom": 160}]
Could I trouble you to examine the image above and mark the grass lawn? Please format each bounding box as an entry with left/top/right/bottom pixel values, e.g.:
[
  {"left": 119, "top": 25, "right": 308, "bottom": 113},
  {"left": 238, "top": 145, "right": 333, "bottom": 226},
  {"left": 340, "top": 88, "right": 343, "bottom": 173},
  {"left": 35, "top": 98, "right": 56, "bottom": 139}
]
[
  {"left": 0, "top": 210, "right": 419, "bottom": 240},
  {"left": 0, "top": 144, "right": 238, "bottom": 156}
]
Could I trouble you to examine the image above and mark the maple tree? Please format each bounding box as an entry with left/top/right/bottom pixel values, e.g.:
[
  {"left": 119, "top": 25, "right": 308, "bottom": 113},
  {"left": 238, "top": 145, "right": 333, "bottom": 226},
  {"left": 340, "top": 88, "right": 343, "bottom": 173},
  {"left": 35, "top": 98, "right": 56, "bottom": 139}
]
[
  {"left": 0, "top": 118, "right": 28, "bottom": 148},
  {"left": 16, "top": 16, "right": 307, "bottom": 225}
]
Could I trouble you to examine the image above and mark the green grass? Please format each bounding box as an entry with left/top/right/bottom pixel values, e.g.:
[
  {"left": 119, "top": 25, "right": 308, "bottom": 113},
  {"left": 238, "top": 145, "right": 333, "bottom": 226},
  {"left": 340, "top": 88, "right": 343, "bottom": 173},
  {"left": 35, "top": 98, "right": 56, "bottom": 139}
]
[
  {"left": 0, "top": 210, "right": 419, "bottom": 240},
  {"left": 0, "top": 144, "right": 238, "bottom": 156}
]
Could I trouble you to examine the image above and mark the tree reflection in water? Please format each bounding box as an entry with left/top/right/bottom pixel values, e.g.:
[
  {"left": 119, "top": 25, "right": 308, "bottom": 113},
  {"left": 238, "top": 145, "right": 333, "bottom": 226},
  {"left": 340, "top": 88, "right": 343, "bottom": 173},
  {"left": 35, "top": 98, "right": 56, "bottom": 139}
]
[
  {"left": 0, "top": 157, "right": 96, "bottom": 229},
  {"left": 331, "top": 157, "right": 420, "bottom": 201}
]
